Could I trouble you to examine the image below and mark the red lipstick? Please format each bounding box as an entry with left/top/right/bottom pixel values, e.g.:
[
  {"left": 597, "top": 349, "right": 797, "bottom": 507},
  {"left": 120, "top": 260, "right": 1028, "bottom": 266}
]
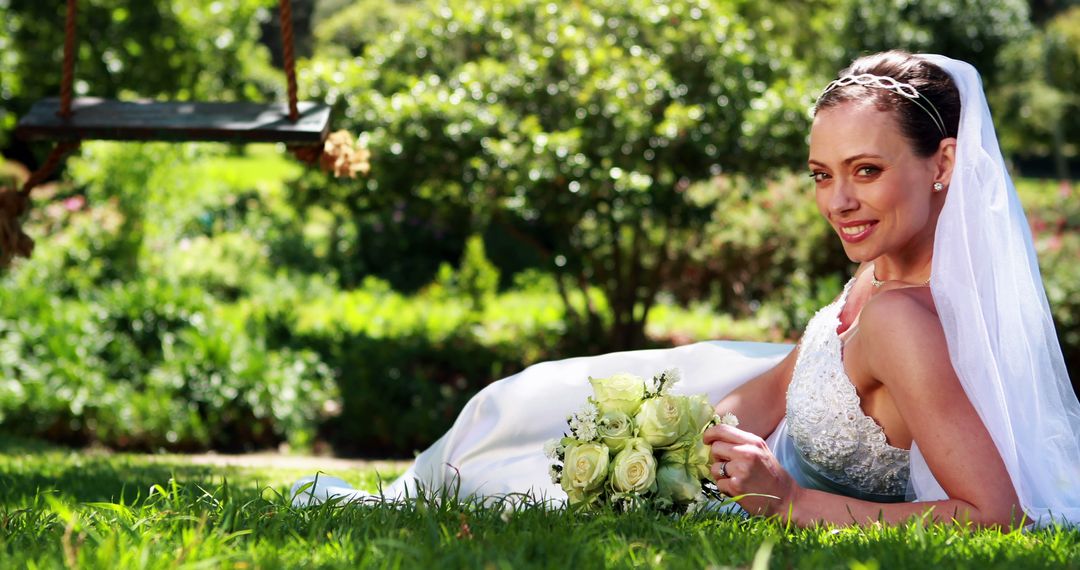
[{"left": 836, "top": 220, "right": 878, "bottom": 243}]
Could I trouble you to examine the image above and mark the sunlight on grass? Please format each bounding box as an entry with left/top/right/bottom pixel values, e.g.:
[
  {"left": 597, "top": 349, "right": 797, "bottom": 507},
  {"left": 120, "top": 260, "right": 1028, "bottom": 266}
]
[{"left": 1, "top": 437, "right": 1078, "bottom": 568}]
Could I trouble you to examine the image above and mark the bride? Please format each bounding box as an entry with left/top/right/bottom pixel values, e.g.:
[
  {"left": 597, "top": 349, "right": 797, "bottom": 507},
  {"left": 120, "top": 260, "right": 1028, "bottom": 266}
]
[{"left": 293, "top": 51, "right": 1080, "bottom": 527}]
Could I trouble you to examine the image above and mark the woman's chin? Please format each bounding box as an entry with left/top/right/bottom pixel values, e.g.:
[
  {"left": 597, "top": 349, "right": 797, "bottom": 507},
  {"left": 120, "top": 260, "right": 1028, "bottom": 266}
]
[{"left": 839, "top": 242, "right": 876, "bottom": 263}]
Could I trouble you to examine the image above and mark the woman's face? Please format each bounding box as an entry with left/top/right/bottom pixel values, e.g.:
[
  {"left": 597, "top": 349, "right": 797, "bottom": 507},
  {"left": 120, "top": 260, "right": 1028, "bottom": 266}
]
[{"left": 807, "top": 102, "right": 943, "bottom": 264}]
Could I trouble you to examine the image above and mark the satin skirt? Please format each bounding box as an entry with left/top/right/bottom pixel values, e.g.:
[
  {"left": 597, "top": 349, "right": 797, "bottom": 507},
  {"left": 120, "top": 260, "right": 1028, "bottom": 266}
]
[{"left": 292, "top": 340, "right": 794, "bottom": 506}]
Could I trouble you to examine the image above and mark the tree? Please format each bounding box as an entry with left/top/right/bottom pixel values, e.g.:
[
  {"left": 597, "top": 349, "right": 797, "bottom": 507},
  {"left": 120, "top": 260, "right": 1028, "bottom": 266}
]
[
  {"left": 302, "top": 0, "right": 827, "bottom": 351},
  {"left": 838, "top": 0, "right": 1032, "bottom": 89},
  {"left": 990, "top": 6, "right": 1080, "bottom": 172}
]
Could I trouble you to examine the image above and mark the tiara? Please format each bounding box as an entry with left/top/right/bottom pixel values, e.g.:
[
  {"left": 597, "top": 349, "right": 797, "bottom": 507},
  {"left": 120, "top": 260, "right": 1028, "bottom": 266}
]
[{"left": 819, "top": 73, "right": 947, "bottom": 139}]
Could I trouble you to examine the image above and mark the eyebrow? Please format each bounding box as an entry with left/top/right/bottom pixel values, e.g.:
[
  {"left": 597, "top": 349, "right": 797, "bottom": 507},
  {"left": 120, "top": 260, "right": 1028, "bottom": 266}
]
[{"left": 807, "top": 153, "right": 885, "bottom": 168}]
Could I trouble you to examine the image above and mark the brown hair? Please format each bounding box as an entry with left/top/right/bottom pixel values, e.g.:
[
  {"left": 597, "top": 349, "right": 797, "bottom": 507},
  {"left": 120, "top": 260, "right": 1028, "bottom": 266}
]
[{"left": 814, "top": 51, "right": 960, "bottom": 157}]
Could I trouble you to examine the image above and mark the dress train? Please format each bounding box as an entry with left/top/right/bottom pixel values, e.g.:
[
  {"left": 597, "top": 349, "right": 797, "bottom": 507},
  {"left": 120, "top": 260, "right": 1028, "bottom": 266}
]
[{"left": 292, "top": 340, "right": 792, "bottom": 506}]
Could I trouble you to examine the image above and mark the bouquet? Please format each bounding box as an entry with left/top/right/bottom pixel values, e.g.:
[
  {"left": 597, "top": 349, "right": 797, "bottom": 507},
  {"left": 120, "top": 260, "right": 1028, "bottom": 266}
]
[{"left": 545, "top": 368, "right": 739, "bottom": 513}]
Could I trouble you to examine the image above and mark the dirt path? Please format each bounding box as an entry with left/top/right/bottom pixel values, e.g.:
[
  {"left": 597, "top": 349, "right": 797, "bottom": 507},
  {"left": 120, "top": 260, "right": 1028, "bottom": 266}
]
[{"left": 147, "top": 452, "right": 411, "bottom": 472}]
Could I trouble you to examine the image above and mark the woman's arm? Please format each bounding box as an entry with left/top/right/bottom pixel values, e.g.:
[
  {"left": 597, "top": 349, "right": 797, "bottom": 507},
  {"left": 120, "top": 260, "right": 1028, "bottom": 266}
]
[
  {"left": 705, "top": 425, "right": 1022, "bottom": 527},
  {"left": 705, "top": 291, "right": 1023, "bottom": 528},
  {"left": 712, "top": 344, "right": 799, "bottom": 439}
]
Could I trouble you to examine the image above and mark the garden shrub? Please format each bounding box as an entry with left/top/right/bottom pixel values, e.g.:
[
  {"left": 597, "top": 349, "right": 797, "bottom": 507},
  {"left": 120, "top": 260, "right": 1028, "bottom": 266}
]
[
  {"left": 302, "top": 0, "right": 831, "bottom": 351},
  {"left": 285, "top": 275, "right": 566, "bottom": 456},
  {"left": 430, "top": 234, "right": 500, "bottom": 313},
  {"left": 1026, "top": 179, "right": 1080, "bottom": 397},
  {"left": 0, "top": 289, "right": 111, "bottom": 443},
  {"left": 0, "top": 144, "right": 338, "bottom": 451},
  {"left": 0, "top": 261, "right": 337, "bottom": 451},
  {"left": 839, "top": 0, "right": 1030, "bottom": 90},
  {"left": 283, "top": 169, "right": 478, "bottom": 292},
  {"left": 1036, "top": 233, "right": 1080, "bottom": 400},
  {"left": 0, "top": 142, "right": 573, "bottom": 455},
  {"left": 312, "top": 0, "right": 421, "bottom": 58},
  {"left": 657, "top": 172, "right": 851, "bottom": 337},
  {"left": 1, "top": 146, "right": 1077, "bottom": 456}
]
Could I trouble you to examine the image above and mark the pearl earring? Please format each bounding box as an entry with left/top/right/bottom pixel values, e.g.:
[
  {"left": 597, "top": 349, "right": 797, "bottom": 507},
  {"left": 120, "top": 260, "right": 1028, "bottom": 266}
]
[{"left": 933, "top": 182, "right": 945, "bottom": 192}]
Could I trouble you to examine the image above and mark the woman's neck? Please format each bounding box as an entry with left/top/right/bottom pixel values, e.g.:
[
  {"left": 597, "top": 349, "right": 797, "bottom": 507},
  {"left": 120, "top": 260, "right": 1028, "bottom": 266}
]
[{"left": 871, "top": 229, "right": 936, "bottom": 285}]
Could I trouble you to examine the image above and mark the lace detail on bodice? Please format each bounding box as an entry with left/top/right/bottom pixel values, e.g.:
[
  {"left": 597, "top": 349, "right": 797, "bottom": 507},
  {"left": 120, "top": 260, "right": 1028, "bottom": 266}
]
[{"left": 785, "top": 278, "right": 910, "bottom": 499}]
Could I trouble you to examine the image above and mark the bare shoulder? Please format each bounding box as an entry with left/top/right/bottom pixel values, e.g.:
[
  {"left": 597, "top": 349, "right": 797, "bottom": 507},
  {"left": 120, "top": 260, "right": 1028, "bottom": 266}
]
[
  {"left": 861, "top": 286, "right": 937, "bottom": 324},
  {"left": 857, "top": 287, "right": 950, "bottom": 386}
]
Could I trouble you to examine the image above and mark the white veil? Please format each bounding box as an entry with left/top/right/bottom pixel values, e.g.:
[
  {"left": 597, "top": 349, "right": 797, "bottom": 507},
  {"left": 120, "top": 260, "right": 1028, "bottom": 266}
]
[{"left": 907, "top": 54, "right": 1080, "bottom": 525}]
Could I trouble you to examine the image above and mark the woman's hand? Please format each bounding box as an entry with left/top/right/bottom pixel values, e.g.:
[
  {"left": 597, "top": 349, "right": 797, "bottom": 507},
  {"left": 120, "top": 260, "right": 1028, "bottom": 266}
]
[{"left": 703, "top": 424, "right": 800, "bottom": 516}]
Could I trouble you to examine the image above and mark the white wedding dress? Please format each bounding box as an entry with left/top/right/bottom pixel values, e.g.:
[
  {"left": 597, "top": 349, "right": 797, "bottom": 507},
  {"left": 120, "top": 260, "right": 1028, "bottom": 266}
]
[{"left": 293, "top": 278, "right": 920, "bottom": 507}]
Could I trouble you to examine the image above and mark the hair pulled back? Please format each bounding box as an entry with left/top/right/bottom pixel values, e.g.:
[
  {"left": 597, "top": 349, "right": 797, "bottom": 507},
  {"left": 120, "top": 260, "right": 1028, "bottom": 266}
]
[{"left": 815, "top": 50, "right": 961, "bottom": 157}]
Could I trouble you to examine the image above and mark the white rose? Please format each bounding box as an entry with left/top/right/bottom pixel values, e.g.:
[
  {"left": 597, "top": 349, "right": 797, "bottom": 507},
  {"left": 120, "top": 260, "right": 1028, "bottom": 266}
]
[
  {"left": 590, "top": 373, "right": 647, "bottom": 416},
  {"left": 596, "top": 410, "right": 634, "bottom": 453},
  {"left": 560, "top": 441, "right": 610, "bottom": 504},
  {"left": 635, "top": 395, "right": 690, "bottom": 449},
  {"left": 610, "top": 438, "right": 657, "bottom": 494}
]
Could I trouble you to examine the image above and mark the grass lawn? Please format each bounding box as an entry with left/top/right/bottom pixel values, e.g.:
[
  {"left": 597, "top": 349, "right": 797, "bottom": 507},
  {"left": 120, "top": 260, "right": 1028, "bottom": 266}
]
[{"left": 1, "top": 436, "right": 1078, "bottom": 569}]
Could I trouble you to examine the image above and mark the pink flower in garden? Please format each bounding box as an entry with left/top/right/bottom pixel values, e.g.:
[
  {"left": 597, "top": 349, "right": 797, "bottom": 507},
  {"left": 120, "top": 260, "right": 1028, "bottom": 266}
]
[{"left": 63, "top": 195, "right": 85, "bottom": 212}]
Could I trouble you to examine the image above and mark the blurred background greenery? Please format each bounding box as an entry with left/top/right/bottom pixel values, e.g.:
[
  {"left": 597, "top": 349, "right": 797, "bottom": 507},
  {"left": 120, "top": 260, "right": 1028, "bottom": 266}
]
[{"left": 0, "top": 0, "right": 1076, "bottom": 457}]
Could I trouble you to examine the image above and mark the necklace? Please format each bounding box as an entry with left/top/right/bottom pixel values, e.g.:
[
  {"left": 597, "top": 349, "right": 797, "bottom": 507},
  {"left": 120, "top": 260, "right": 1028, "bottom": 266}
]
[{"left": 870, "top": 272, "right": 931, "bottom": 288}]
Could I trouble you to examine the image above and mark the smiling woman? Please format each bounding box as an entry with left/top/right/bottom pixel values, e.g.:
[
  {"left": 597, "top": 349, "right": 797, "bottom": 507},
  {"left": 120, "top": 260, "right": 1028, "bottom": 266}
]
[
  {"left": 710, "top": 51, "right": 1079, "bottom": 526},
  {"left": 294, "top": 51, "right": 1080, "bottom": 528},
  {"left": 808, "top": 104, "right": 949, "bottom": 272}
]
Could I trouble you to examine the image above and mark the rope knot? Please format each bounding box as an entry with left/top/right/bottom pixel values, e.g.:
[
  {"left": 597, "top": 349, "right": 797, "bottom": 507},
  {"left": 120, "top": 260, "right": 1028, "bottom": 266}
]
[
  {"left": 320, "top": 130, "right": 371, "bottom": 178},
  {"left": 290, "top": 129, "right": 372, "bottom": 179},
  {"left": 0, "top": 186, "right": 34, "bottom": 266},
  {"left": 0, "top": 187, "right": 29, "bottom": 218}
]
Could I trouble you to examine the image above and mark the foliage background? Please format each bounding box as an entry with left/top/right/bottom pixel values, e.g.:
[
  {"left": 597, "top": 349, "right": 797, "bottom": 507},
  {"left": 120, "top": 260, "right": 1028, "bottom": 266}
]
[{"left": 0, "top": 0, "right": 1077, "bottom": 457}]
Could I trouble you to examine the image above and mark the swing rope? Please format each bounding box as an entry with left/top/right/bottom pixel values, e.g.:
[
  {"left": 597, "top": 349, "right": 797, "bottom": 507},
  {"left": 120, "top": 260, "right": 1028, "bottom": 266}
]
[
  {"left": 279, "top": 0, "right": 369, "bottom": 179},
  {"left": 0, "top": 141, "right": 80, "bottom": 266},
  {"left": 0, "top": 0, "right": 81, "bottom": 266},
  {"left": 59, "top": 0, "right": 77, "bottom": 119},
  {"left": 280, "top": 0, "right": 300, "bottom": 123}
]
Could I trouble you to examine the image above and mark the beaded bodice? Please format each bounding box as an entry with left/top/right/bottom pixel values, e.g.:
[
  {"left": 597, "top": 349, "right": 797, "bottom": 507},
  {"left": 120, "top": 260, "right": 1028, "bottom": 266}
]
[{"left": 785, "top": 279, "right": 910, "bottom": 499}]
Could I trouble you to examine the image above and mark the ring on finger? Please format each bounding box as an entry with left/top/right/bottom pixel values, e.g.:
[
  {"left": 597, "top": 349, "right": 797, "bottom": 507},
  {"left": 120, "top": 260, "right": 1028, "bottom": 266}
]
[{"left": 718, "top": 460, "right": 729, "bottom": 479}]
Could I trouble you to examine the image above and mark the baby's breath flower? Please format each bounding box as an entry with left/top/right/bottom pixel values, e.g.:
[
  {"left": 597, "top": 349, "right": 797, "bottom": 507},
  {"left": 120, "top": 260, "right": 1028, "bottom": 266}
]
[
  {"left": 549, "top": 464, "right": 562, "bottom": 484},
  {"left": 569, "top": 405, "right": 601, "bottom": 441},
  {"left": 574, "top": 418, "right": 598, "bottom": 441},
  {"left": 660, "top": 368, "right": 681, "bottom": 392},
  {"left": 649, "top": 368, "right": 682, "bottom": 395},
  {"left": 543, "top": 438, "right": 563, "bottom": 459},
  {"left": 719, "top": 412, "right": 740, "bottom": 427},
  {"left": 685, "top": 491, "right": 708, "bottom": 515}
]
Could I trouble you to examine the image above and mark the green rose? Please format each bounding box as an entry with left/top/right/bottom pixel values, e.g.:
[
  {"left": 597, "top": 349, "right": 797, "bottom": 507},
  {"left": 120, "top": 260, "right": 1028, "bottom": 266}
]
[
  {"left": 635, "top": 395, "right": 690, "bottom": 449},
  {"left": 655, "top": 463, "right": 701, "bottom": 504},
  {"left": 560, "top": 441, "right": 610, "bottom": 504},
  {"left": 597, "top": 410, "right": 634, "bottom": 453},
  {"left": 589, "top": 373, "right": 646, "bottom": 416},
  {"left": 610, "top": 438, "right": 657, "bottom": 494},
  {"left": 663, "top": 439, "right": 712, "bottom": 480},
  {"left": 684, "top": 395, "right": 717, "bottom": 436}
]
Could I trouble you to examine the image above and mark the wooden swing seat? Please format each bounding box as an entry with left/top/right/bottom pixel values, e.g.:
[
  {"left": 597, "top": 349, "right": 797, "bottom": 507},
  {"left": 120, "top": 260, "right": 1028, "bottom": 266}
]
[{"left": 15, "top": 97, "right": 331, "bottom": 144}]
